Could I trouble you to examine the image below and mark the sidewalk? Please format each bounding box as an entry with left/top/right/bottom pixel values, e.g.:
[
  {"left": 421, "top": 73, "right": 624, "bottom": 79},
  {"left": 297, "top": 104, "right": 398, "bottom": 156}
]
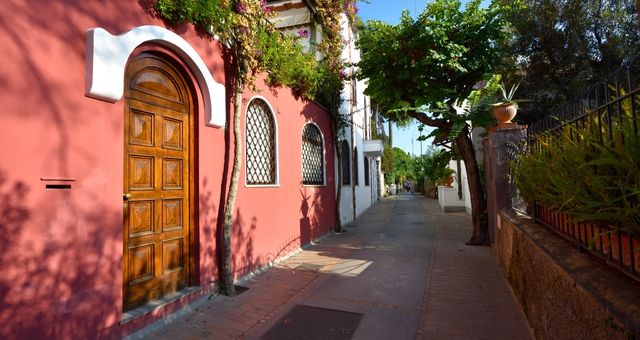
[{"left": 127, "top": 194, "right": 531, "bottom": 340}]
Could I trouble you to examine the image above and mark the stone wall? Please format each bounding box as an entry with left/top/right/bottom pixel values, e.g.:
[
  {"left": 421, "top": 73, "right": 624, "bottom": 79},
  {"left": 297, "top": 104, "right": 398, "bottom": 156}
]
[{"left": 496, "top": 209, "right": 640, "bottom": 340}]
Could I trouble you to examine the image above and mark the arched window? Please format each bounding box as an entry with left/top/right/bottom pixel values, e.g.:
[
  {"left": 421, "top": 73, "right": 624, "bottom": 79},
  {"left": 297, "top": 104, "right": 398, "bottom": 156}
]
[
  {"left": 246, "top": 98, "right": 277, "bottom": 185},
  {"left": 341, "top": 140, "right": 350, "bottom": 185},
  {"left": 353, "top": 146, "right": 359, "bottom": 186},
  {"left": 301, "top": 123, "right": 324, "bottom": 185}
]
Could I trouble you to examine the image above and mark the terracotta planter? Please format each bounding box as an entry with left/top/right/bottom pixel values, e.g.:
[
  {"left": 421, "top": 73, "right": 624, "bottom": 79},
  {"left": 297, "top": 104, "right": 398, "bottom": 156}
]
[{"left": 492, "top": 103, "right": 518, "bottom": 125}]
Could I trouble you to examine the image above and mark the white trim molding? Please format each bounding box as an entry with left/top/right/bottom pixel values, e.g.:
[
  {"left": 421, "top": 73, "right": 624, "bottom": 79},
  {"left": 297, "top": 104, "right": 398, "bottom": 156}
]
[{"left": 85, "top": 25, "right": 226, "bottom": 128}]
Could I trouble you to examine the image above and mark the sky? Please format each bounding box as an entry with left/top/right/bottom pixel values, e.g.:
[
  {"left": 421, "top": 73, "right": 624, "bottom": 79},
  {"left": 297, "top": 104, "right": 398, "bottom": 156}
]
[{"left": 357, "top": 0, "right": 489, "bottom": 156}]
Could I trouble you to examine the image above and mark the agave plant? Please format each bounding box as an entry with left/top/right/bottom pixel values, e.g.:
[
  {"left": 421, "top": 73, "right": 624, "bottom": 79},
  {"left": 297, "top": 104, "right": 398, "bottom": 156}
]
[{"left": 492, "top": 82, "right": 527, "bottom": 108}]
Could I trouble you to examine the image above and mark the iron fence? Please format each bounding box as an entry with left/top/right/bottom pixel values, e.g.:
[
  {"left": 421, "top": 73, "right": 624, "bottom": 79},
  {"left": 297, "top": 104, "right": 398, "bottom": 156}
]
[
  {"left": 522, "top": 55, "right": 640, "bottom": 282},
  {"left": 528, "top": 54, "right": 640, "bottom": 141}
]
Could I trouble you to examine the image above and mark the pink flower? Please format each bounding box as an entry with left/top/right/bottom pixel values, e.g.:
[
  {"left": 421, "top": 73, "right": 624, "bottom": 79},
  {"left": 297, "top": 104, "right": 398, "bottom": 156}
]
[
  {"left": 235, "top": 1, "right": 246, "bottom": 13},
  {"left": 261, "top": 0, "right": 272, "bottom": 13},
  {"left": 297, "top": 29, "right": 310, "bottom": 38}
]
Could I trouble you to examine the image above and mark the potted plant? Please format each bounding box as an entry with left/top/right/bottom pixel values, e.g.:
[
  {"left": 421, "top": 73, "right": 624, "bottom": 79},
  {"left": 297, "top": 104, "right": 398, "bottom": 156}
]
[
  {"left": 491, "top": 82, "right": 525, "bottom": 125},
  {"left": 436, "top": 168, "right": 455, "bottom": 187}
]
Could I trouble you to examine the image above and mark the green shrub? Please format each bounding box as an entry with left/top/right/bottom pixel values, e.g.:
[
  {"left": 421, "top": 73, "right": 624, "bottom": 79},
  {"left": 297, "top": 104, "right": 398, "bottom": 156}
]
[{"left": 513, "top": 121, "right": 640, "bottom": 234}]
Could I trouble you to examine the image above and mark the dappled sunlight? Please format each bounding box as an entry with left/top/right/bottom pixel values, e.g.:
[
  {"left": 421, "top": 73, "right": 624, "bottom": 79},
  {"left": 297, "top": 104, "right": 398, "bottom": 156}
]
[
  {"left": 278, "top": 249, "right": 374, "bottom": 278},
  {"left": 321, "top": 258, "right": 372, "bottom": 277}
]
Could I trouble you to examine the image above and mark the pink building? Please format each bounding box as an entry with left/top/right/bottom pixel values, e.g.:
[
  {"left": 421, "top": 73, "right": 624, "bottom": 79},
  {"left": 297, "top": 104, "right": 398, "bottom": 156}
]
[{"left": 0, "top": 1, "right": 336, "bottom": 338}]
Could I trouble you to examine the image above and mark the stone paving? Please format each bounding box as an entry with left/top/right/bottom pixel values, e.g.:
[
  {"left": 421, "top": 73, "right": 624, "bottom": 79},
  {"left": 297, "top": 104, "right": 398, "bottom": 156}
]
[{"left": 127, "top": 194, "right": 531, "bottom": 340}]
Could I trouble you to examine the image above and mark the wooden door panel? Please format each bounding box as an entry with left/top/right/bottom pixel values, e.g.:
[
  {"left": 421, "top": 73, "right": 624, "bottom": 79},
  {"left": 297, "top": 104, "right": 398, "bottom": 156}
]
[
  {"left": 129, "top": 155, "right": 154, "bottom": 191},
  {"left": 162, "top": 158, "right": 183, "bottom": 189},
  {"left": 130, "top": 110, "right": 154, "bottom": 146},
  {"left": 128, "top": 243, "right": 155, "bottom": 285},
  {"left": 128, "top": 200, "right": 154, "bottom": 237},
  {"left": 162, "top": 238, "right": 184, "bottom": 273},
  {"left": 162, "top": 199, "right": 183, "bottom": 232},
  {"left": 162, "top": 117, "right": 183, "bottom": 150},
  {"left": 123, "top": 53, "right": 192, "bottom": 311}
]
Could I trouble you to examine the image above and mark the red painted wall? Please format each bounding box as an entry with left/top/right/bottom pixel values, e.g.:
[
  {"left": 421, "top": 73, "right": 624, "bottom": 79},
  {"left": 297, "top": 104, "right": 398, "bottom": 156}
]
[{"left": 0, "top": 1, "right": 335, "bottom": 338}]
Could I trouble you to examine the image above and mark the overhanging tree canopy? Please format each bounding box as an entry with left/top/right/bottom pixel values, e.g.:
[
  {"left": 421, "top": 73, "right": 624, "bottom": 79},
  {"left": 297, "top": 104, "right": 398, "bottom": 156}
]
[{"left": 356, "top": 0, "right": 519, "bottom": 244}]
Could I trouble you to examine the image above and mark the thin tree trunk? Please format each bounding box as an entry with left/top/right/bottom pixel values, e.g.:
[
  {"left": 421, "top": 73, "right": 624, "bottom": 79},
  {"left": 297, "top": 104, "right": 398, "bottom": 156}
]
[
  {"left": 350, "top": 102, "right": 356, "bottom": 220},
  {"left": 220, "top": 67, "right": 244, "bottom": 297},
  {"left": 455, "top": 125, "right": 488, "bottom": 245},
  {"left": 333, "top": 118, "right": 343, "bottom": 233},
  {"left": 388, "top": 120, "right": 393, "bottom": 147}
]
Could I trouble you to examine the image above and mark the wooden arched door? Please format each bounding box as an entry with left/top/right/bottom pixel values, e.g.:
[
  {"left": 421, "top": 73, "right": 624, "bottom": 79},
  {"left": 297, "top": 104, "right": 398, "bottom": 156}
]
[{"left": 123, "top": 53, "right": 194, "bottom": 310}]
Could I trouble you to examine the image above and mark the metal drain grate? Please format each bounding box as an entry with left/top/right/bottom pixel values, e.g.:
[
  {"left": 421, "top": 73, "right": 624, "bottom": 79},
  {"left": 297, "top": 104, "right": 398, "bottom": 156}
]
[{"left": 261, "top": 305, "right": 363, "bottom": 340}]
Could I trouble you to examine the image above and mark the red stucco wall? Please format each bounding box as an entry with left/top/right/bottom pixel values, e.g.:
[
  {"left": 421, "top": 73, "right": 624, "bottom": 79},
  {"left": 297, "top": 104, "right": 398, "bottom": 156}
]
[{"left": 0, "top": 1, "right": 335, "bottom": 338}]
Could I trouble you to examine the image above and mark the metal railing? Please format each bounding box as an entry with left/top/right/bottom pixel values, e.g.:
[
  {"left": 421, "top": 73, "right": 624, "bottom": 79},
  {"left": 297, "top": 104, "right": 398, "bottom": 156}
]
[
  {"left": 528, "top": 54, "right": 640, "bottom": 141},
  {"left": 522, "top": 55, "right": 640, "bottom": 282}
]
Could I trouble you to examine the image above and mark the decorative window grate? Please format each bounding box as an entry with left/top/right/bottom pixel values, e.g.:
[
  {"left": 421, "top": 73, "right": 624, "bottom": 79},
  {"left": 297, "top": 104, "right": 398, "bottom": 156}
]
[
  {"left": 364, "top": 156, "right": 370, "bottom": 186},
  {"left": 341, "top": 140, "right": 350, "bottom": 185},
  {"left": 353, "top": 146, "right": 359, "bottom": 186},
  {"left": 246, "top": 99, "right": 276, "bottom": 185},
  {"left": 302, "top": 124, "right": 324, "bottom": 185}
]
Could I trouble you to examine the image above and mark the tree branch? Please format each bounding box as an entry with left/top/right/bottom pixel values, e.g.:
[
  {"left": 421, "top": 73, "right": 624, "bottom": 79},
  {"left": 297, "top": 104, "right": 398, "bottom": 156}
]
[{"left": 406, "top": 110, "right": 451, "bottom": 130}]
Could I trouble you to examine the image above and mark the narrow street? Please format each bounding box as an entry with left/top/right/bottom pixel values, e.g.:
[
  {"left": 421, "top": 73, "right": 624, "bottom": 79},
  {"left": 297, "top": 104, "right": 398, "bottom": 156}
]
[{"left": 128, "top": 194, "right": 531, "bottom": 340}]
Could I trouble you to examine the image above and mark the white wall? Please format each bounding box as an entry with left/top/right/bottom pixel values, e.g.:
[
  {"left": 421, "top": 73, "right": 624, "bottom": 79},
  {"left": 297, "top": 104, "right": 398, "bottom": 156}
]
[
  {"left": 336, "top": 14, "right": 380, "bottom": 225},
  {"left": 439, "top": 159, "right": 472, "bottom": 214}
]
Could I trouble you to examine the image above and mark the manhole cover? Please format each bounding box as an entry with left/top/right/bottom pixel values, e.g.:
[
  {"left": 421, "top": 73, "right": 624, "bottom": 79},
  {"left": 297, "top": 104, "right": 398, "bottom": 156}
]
[{"left": 261, "top": 305, "right": 363, "bottom": 340}]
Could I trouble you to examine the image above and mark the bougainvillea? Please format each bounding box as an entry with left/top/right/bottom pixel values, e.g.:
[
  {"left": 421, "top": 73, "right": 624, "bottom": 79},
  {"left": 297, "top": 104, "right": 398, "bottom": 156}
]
[{"left": 155, "top": 0, "right": 355, "bottom": 103}]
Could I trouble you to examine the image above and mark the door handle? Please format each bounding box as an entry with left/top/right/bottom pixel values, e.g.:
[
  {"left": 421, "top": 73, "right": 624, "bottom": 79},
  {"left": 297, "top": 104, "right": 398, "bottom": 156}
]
[{"left": 123, "top": 193, "right": 132, "bottom": 208}]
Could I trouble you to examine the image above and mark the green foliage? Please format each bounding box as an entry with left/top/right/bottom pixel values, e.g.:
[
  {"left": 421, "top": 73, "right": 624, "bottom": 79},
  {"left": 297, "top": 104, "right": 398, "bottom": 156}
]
[
  {"left": 155, "top": 0, "right": 344, "bottom": 105},
  {"left": 382, "top": 146, "right": 426, "bottom": 185},
  {"left": 255, "top": 29, "right": 323, "bottom": 97},
  {"left": 513, "top": 123, "right": 640, "bottom": 234},
  {"left": 156, "top": 0, "right": 233, "bottom": 33},
  {"left": 356, "top": 0, "right": 519, "bottom": 119},
  {"left": 496, "top": 0, "right": 640, "bottom": 124},
  {"left": 491, "top": 82, "right": 527, "bottom": 108},
  {"left": 467, "top": 74, "right": 503, "bottom": 127},
  {"left": 412, "top": 146, "right": 454, "bottom": 190}
]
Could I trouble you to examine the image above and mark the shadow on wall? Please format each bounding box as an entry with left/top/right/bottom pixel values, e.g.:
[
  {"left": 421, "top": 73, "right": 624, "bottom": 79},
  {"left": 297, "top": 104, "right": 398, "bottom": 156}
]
[
  {"left": 198, "top": 177, "right": 218, "bottom": 287},
  {"left": 226, "top": 187, "right": 330, "bottom": 280},
  {"left": 0, "top": 1, "right": 163, "bottom": 176},
  {"left": 0, "top": 169, "right": 122, "bottom": 339},
  {"left": 300, "top": 187, "right": 327, "bottom": 246}
]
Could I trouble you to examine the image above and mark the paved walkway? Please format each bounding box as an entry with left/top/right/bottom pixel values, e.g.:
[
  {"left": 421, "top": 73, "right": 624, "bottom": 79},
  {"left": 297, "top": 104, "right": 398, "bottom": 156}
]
[{"left": 127, "top": 194, "right": 531, "bottom": 340}]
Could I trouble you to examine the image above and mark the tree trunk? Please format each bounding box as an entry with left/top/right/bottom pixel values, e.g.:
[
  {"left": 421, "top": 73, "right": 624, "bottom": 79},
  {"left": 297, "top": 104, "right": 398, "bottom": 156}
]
[
  {"left": 455, "top": 125, "right": 488, "bottom": 245},
  {"left": 219, "top": 72, "right": 244, "bottom": 297},
  {"left": 333, "top": 118, "right": 343, "bottom": 233},
  {"left": 388, "top": 120, "right": 393, "bottom": 147},
  {"left": 350, "top": 103, "right": 357, "bottom": 221}
]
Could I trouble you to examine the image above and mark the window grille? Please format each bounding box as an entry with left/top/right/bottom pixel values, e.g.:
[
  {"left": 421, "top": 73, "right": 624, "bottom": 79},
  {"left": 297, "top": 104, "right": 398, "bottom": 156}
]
[
  {"left": 341, "top": 140, "right": 350, "bottom": 185},
  {"left": 353, "top": 146, "right": 359, "bottom": 186},
  {"left": 364, "top": 156, "right": 370, "bottom": 186},
  {"left": 246, "top": 99, "right": 276, "bottom": 185},
  {"left": 302, "top": 124, "right": 324, "bottom": 185}
]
